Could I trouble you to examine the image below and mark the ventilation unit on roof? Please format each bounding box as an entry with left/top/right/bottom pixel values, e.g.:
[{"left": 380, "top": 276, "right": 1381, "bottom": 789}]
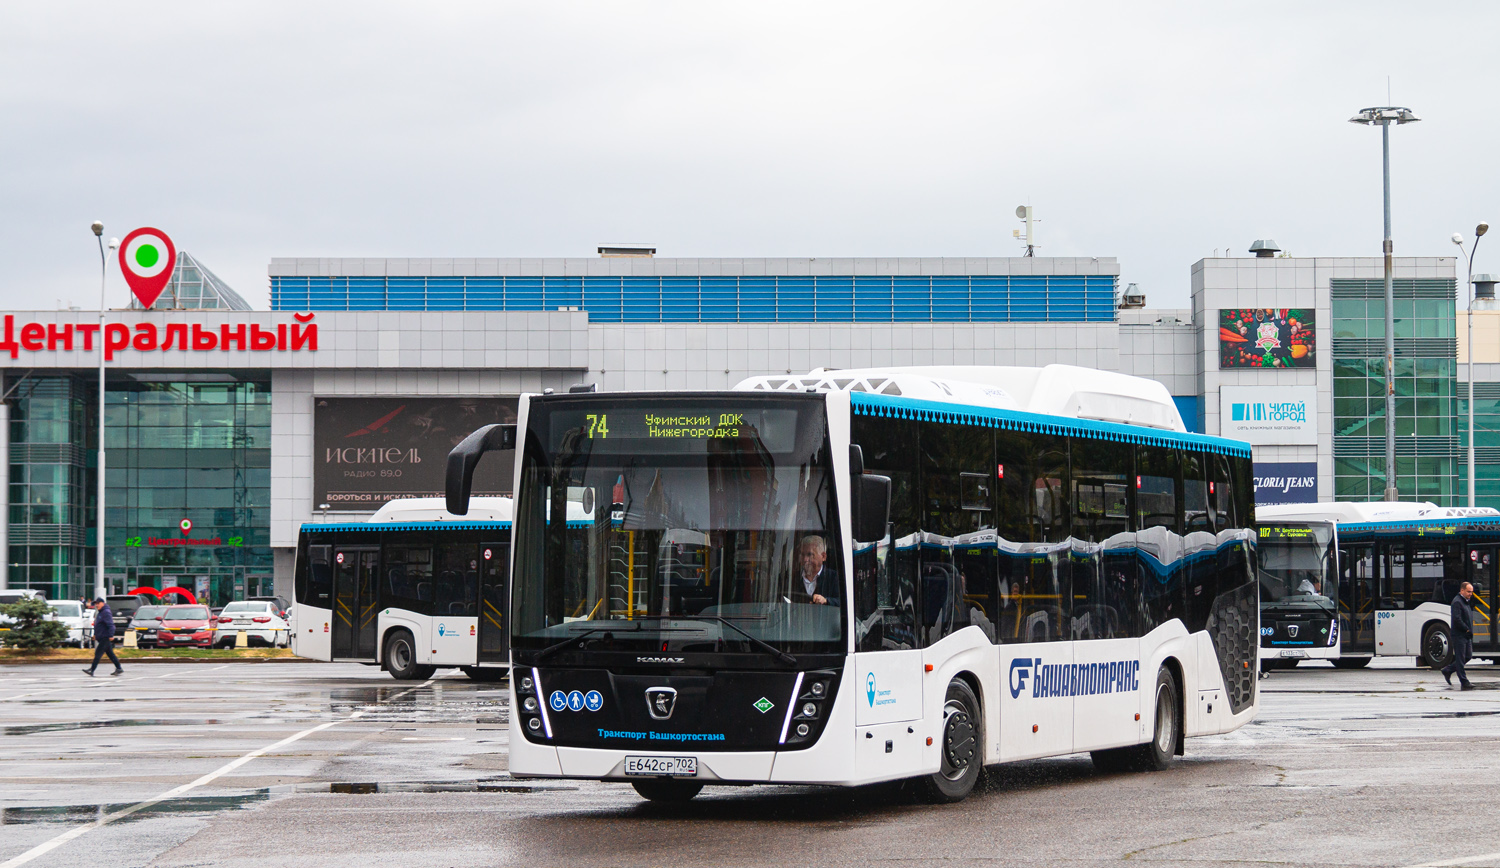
[
  {"left": 597, "top": 244, "right": 656, "bottom": 258},
  {"left": 1119, "top": 283, "right": 1146, "bottom": 309}
]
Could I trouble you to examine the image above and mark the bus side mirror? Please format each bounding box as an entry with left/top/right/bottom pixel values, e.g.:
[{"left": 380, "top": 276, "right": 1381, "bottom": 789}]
[
  {"left": 445, "top": 424, "right": 517, "bottom": 516},
  {"left": 853, "top": 473, "right": 892, "bottom": 544}
]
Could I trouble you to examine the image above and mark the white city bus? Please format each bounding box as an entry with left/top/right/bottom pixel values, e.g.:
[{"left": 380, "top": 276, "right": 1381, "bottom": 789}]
[
  {"left": 446, "top": 366, "right": 1261, "bottom": 801},
  {"left": 291, "top": 497, "right": 514, "bottom": 681},
  {"left": 1257, "top": 502, "right": 1500, "bottom": 669}
]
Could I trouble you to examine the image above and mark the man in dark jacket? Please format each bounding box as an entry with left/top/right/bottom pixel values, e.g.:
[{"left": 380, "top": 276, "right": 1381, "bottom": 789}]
[
  {"left": 791, "top": 535, "right": 840, "bottom": 607},
  {"left": 1442, "top": 582, "right": 1476, "bottom": 690},
  {"left": 83, "top": 598, "right": 123, "bottom": 676}
]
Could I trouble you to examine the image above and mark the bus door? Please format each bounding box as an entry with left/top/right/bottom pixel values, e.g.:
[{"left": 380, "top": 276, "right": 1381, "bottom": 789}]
[
  {"left": 332, "top": 547, "right": 380, "bottom": 659},
  {"left": 1340, "top": 545, "right": 1376, "bottom": 653},
  {"left": 477, "top": 540, "right": 510, "bottom": 663},
  {"left": 1467, "top": 546, "right": 1497, "bottom": 651}
]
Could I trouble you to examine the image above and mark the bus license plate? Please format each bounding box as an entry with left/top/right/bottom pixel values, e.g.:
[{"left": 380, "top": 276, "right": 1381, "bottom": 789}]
[{"left": 624, "top": 756, "right": 697, "bottom": 777}]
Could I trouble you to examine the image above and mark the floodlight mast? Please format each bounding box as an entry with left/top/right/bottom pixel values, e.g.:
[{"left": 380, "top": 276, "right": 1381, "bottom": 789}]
[{"left": 1349, "top": 106, "right": 1420, "bottom": 502}]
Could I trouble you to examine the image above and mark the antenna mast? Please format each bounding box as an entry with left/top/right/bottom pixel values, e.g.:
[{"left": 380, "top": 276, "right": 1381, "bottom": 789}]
[{"left": 1013, "top": 205, "right": 1036, "bottom": 257}]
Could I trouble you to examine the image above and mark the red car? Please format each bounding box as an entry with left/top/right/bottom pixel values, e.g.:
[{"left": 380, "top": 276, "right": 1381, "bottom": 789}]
[{"left": 148, "top": 605, "right": 216, "bottom": 648}]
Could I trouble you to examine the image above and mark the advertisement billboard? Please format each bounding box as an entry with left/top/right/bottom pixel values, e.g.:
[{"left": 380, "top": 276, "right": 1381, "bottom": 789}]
[
  {"left": 1219, "top": 308, "right": 1314, "bottom": 368},
  {"left": 1254, "top": 462, "right": 1319, "bottom": 505},
  {"left": 314, "top": 397, "right": 518, "bottom": 510},
  {"left": 1219, "top": 385, "right": 1317, "bottom": 445}
]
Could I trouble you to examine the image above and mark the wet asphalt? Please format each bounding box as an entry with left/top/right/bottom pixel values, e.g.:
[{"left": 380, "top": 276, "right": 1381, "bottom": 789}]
[{"left": 2, "top": 659, "right": 1500, "bottom": 868}]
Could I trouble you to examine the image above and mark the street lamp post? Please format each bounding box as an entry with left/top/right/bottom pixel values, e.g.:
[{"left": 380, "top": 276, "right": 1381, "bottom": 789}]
[
  {"left": 90, "top": 222, "right": 117, "bottom": 600},
  {"left": 1454, "top": 223, "right": 1490, "bottom": 508},
  {"left": 1349, "top": 106, "right": 1420, "bottom": 502}
]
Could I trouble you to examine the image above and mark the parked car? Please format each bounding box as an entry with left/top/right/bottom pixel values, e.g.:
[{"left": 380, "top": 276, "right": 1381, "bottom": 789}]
[
  {"left": 46, "top": 600, "right": 95, "bottom": 647},
  {"left": 215, "top": 601, "right": 290, "bottom": 648},
  {"left": 247, "top": 595, "right": 291, "bottom": 618},
  {"left": 127, "top": 606, "right": 169, "bottom": 649},
  {"left": 106, "top": 594, "right": 152, "bottom": 642},
  {"left": 146, "top": 605, "right": 215, "bottom": 649}
]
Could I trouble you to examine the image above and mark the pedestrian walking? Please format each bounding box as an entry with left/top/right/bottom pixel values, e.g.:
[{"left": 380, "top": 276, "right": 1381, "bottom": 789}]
[
  {"left": 1442, "top": 581, "right": 1476, "bottom": 690},
  {"left": 83, "top": 598, "right": 122, "bottom": 676}
]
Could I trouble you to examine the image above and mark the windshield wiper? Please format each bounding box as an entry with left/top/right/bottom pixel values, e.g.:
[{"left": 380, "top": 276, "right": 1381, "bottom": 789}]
[
  {"left": 662, "top": 615, "right": 798, "bottom": 666},
  {"left": 535, "top": 623, "right": 641, "bottom": 662}
]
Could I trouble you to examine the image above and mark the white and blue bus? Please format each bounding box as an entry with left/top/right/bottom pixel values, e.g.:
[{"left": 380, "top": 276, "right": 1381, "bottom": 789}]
[
  {"left": 446, "top": 366, "right": 1261, "bottom": 801},
  {"left": 291, "top": 497, "right": 514, "bottom": 681},
  {"left": 1256, "top": 502, "right": 1500, "bottom": 669}
]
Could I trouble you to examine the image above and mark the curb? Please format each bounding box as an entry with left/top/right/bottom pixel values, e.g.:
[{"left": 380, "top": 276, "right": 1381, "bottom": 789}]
[{"left": 0, "top": 655, "right": 316, "bottom": 665}]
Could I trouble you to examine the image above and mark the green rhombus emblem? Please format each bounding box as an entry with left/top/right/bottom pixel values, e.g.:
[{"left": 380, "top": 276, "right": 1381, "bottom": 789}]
[{"left": 753, "top": 696, "right": 774, "bottom": 714}]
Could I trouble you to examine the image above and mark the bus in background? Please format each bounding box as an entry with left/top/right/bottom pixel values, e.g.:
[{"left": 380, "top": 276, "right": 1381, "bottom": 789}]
[
  {"left": 1253, "top": 520, "right": 1341, "bottom": 670},
  {"left": 291, "top": 496, "right": 513, "bottom": 681},
  {"left": 446, "top": 365, "right": 1261, "bottom": 803},
  {"left": 1256, "top": 502, "right": 1500, "bottom": 669}
]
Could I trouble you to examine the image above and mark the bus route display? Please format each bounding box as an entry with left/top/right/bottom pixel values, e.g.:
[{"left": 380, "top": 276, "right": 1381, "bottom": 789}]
[{"left": 548, "top": 406, "right": 801, "bottom": 452}]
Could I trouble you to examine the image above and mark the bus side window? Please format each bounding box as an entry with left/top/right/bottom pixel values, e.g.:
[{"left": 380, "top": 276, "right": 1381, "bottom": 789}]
[
  {"left": 1136, "top": 445, "right": 1181, "bottom": 632},
  {"left": 1182, "top": 452, "right": 1211, "bottom": 535},
  {"left": 1070, "top": 439, "right": 1130, "bottom": 543},
  {"left": 997, "top": 430, "right": 1069, "bottom": 544},
  {"left": 303, "top": 544, "right": 332, "bottom": 607}
]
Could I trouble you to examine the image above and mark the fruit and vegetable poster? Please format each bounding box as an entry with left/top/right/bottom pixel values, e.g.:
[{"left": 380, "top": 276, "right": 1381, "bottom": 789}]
[{"left": 1218, "top": 309, "right": 1314, "bottom": 368}]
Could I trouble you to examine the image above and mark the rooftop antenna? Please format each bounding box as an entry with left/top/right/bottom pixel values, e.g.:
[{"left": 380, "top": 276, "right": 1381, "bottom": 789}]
[{"left": 1013, "top": 205, "right": 1037, "bottom": 257}]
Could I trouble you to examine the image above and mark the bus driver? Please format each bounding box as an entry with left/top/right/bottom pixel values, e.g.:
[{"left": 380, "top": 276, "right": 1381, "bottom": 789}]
[{"left": 794, "top": 535, "right": 840, "bottom": 606}]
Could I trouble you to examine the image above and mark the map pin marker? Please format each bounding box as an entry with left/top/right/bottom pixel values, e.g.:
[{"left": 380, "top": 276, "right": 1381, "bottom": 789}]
[{"left": 118, "top": 227, "right": 177, "bottom": 308}]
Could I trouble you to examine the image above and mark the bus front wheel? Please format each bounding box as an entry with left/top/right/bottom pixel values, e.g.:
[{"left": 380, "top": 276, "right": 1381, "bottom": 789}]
[
  {"left": 384, "top": 630, "right": 436, "bottom": 681},
  {"left": 1420, "top": 623, "right": 1453, "bottom": 670},
  {"left": 917, "top": 678, "right": 983, "bottom": 803},
  {"left": 631, "top": 779, "right": 703, "bottom": 802}
]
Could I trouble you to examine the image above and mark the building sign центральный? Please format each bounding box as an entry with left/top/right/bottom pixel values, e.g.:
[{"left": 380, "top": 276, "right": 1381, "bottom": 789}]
[
  {"left": 0, "top": 314, "right": 318, "bottom": 360},
  {"left": 314, "top": 397, "right": 518, "bottom": 509},
  {"left": 1219, "top": 386, "right": 1317, "bottom": 446}
]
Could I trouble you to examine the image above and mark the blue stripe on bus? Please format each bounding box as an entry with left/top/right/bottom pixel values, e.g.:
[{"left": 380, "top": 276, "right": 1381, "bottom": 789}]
[
  {"left": 849, "top": 392, "right": 1252, "bottom": 458},
  {"left": 1338, "top": 517, "right": 1500, "bottom": 536},
  {"left": 300, "top": 521, "right": 514, "bottom": 533}
]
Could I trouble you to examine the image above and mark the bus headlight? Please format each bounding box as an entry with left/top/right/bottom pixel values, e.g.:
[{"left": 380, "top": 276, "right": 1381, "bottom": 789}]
[
  {"left": 523, "top": 696, "right": 538, "bottom": 713},
  {"left": 809, "top": 681, "right": 827, "bottom": 698},
  {"left": 795, "top": 723, "right": 810, "bottom": 738},
  {"left": 527, "top": 717, "right": 542, "bottom": 732},
  {"left": 520, "top": 676, "right": 534, "bottom": 692},
  {"left": 801, "top": 702, "right": 818, "bottom": 718}
]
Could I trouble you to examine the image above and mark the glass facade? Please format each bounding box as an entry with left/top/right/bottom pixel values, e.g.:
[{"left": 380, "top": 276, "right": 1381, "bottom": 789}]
[
  {"left": 4, "top": 372, "right": 272, "bottom": 605},
  {"left": 131, "top": 252, "right": 254, "bottom": 311},
  {"left": 270, "top": 274, "right": 1119, "bottom": 323},
  {"left": 8, "top": 376, "right": 94, "bottom": 601},
  {"left": 1457, "top": 382, "right": 1500, "bottom": 509},
  {"left": 1331, "top": 279, "right": 1459, "bottom": 504}
]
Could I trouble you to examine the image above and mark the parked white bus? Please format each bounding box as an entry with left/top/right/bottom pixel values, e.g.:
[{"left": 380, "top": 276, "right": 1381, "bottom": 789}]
[
  {"left": 290, "top": 497, "right": 514, "bottom": 681},
  {"left": 1256, "top": 502, "right": 1500, "bottom": 669},
  {"left": 446, "top": 365, "right": 1261, "bottom": 801}
]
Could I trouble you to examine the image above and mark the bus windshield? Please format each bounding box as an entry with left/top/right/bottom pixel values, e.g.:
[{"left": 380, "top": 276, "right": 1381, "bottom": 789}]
[
  {"left": 1257, "top": 524, "right": 1335, "bottom": 610},
  {"left": 512, "top": 395, "right": 842, "bottom": 658}
]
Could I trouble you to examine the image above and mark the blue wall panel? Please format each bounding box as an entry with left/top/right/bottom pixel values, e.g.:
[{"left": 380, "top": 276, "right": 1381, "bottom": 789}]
[{"left": 270, "top": 272, "right": 1118, "bottom": 323}]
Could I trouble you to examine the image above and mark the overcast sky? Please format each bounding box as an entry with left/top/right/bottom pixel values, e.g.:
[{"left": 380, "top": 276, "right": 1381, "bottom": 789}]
[{"left": 3, "top": 2, "right": 1497, "bottom": 313}]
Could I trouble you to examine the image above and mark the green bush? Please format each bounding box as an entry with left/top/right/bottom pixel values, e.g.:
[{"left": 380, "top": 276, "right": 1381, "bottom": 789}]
[{"left": 0, "top": 598, "right": 70, "bottom": 650}]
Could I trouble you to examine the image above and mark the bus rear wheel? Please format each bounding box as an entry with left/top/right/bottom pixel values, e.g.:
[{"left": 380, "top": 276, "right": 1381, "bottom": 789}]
[
  {"left": 1332, "top": 656, "right": 1372, "bottom": 669},
  {"left": 631, "top": 779, "right": 703, "bottom": 802},
  {"left": 917, "top": 678, "right": 983, "bottom": 803},
  {"left": 1420, "top": 623, "right": 1453, "bottom": 670},
  {"left": 1091, "top": 666, "right": 1178, "bottom": 774},
  {"left": 384, "top": 630, "right": 436, "bottom": 681}
]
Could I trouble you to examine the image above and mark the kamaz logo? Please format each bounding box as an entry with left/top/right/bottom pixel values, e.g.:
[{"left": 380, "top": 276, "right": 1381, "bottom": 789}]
[
  {"left": 636, "top": 656, "right": 685, "bottom": 663},
  {"left": 1010, "top": 657, "right": 1140, "bottom": 699}
]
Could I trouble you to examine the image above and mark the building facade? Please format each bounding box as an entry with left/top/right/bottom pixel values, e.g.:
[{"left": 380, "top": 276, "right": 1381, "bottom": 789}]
[{"left": 1, "top": 249, "right": 1472, "bottom": 606}]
